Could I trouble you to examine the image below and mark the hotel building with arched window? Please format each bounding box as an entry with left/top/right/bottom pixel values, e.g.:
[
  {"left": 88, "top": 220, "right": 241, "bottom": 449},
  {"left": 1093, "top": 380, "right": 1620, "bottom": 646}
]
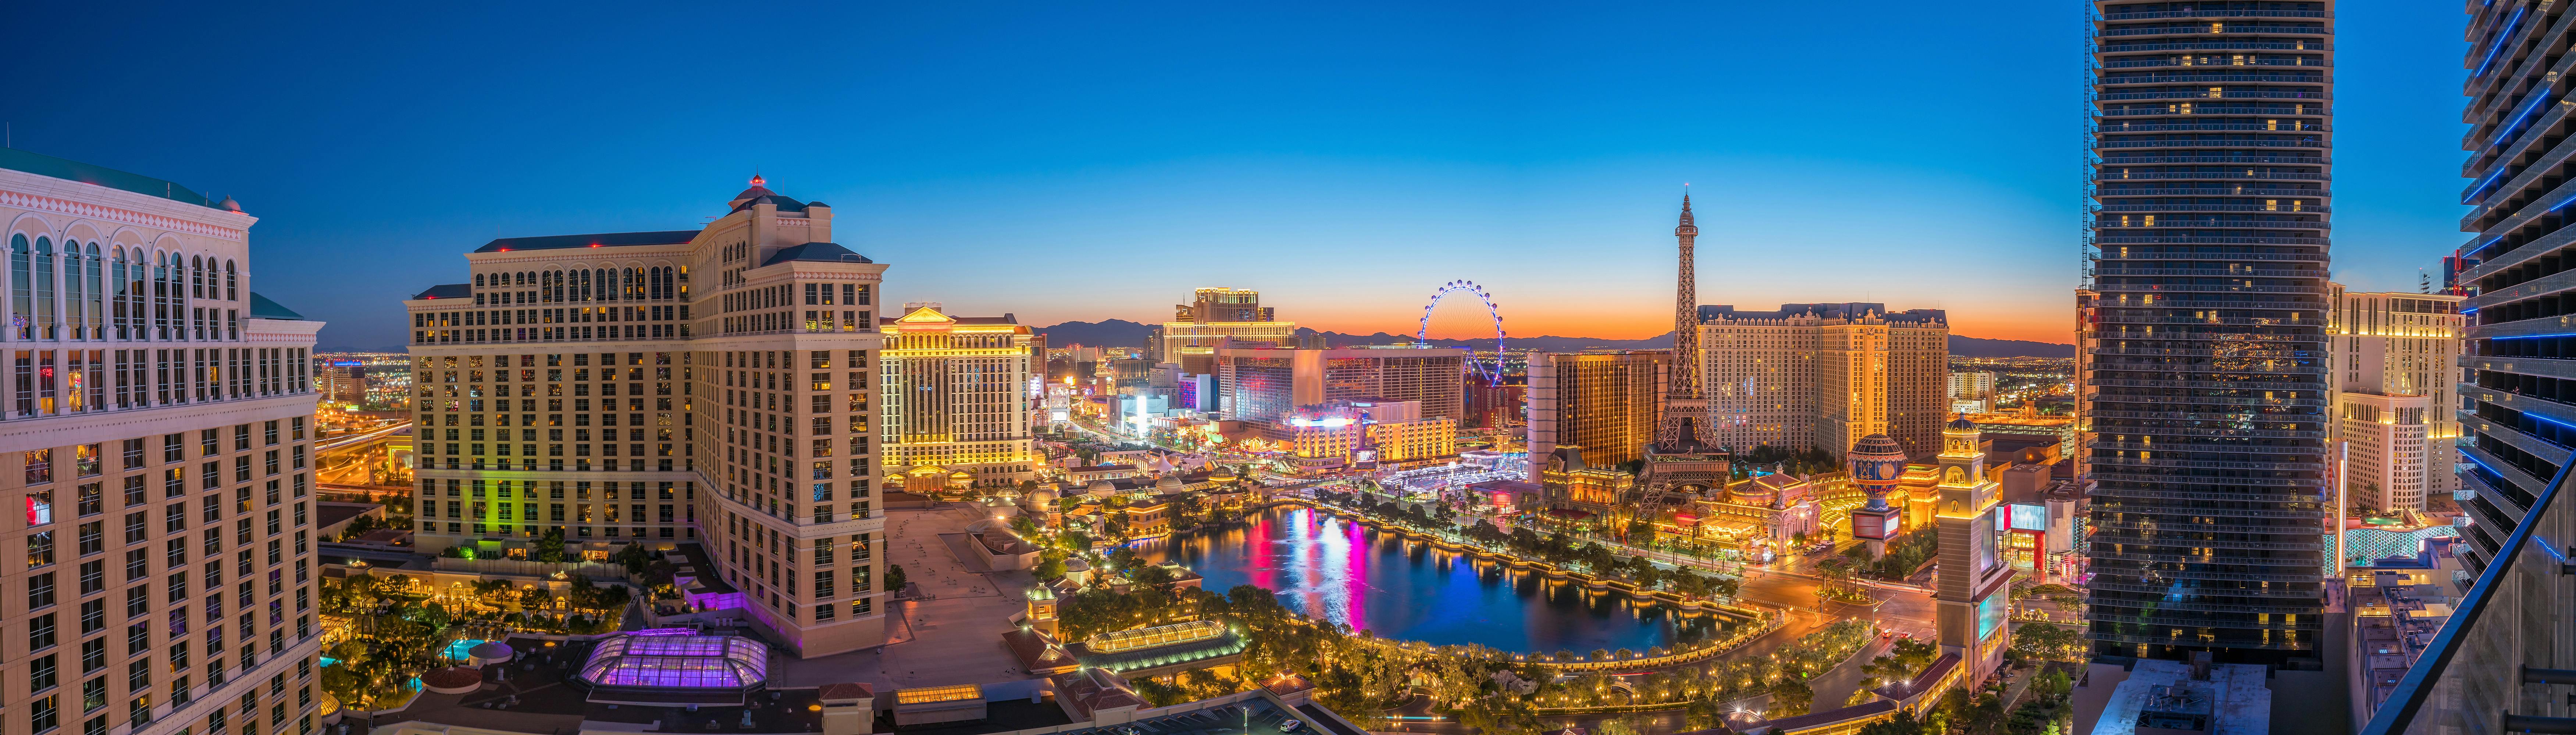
[
  {"left": 402, "top": 178, "right": 892, "bottom": 657},
  {"left": 0, "top": 147, "right": 326, "bottom": 735}
]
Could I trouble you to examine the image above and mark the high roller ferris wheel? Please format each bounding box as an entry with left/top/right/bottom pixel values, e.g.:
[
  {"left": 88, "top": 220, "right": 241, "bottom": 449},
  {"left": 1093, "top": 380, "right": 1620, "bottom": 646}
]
[{"left": 1414, "top": 280, "right": 1507, "bottom": 385}]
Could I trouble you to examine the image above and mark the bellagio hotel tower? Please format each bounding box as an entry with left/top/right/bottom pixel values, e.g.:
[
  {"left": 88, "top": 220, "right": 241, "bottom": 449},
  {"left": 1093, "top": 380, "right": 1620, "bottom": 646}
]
[
  {"left": 0, "top": 149, "right": 327, "bottom": 735},
  {"left": 403, "top": 178, "right": 904, "bottom": 657}
]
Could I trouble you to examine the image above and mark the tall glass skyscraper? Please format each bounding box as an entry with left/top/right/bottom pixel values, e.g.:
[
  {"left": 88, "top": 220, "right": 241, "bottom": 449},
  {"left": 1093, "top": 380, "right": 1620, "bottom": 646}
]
[
  {"left": 2458, "top": 1, "right": 2575, "bottom": 574},
  {"left": 2081, "top": 1, "right": 2334, "bottom": 664}
]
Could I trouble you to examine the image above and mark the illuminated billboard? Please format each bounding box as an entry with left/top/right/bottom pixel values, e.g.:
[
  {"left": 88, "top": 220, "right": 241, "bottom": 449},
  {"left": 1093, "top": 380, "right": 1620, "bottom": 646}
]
[{"left": 2009, "top": 503, "right": 2046, "bottom": 532}]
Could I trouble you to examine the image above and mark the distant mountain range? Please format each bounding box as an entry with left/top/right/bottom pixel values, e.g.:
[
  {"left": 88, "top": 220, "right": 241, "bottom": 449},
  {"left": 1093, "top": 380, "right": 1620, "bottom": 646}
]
[{"left": 1032, "top": 320, "right": 2072, "bottom": 359}]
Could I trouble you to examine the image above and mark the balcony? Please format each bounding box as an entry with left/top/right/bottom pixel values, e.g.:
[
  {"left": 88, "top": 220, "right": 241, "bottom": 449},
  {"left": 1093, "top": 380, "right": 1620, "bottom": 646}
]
[
  {"left": 2354, "top": 437, "right": 2570, "bottom": 735},
  {"left": 2466, "top": 315, "right": 2576, "bottom": 341},
  {"left": 2100, "top": 105, "right": 2331, "bottom": 117},
  {"left": 2097, "top": 121, "right": 2332, "bottom": 133},
  {"left": 2094, "top": 235, "right": 2330, "bottom": 246},
  {"left": 2083, "top": 567, "right": 2324, "bottom": 584},
  {"left": 2089, "top": 282, "right": 2330, "bottom": 294},
  {"left": 2085, "top": 377, "right": 2322, "bottom": 389},
  {"left": 2095, "top": 218, "right": 2329, "bottom": 230},
  {"left": 2090, "top": 481, "right": 2322, "bottom": 503},
  {"left": 2089, "top": 266, "right": 2327, "bottom": 279},
  {"left": 2086, "top": 455, "right": 2327, "bottom": 471},
  {"left": 2093, "top": 171, "right": 2329, "bottom": 182},
  {"left": 2099, "top": 40, "right": 2332, "bottom": 54},
  {"left": 2099, "top": 25, "right": 2331, "bottom": 38},
  {"left": 2085, "top": 315, "right": 2329, "bottom": 329},
  {"left": 2094, "top": 186, "right": 2331, "bottom": 197},
  {"left": 2097, "top": 139, "right": 2327, "bottom": 151},
  {"left": 2087, "top": 471, "right": 2316, "bottom": 488},
  {"left": 2099, "top": 90, "right": 2330, "bottom": 103},
  {"left": 2085, "top": 550, "right": 2322, "bottom": 571},
  {"left": 2101, "top": 10, "right": 2330, "bottom": 20},
  {"left": 2085, "top": 531, "right": 2322, "bottom": 551},
  {"left": 2100, "top": 153, "right": 2328, "bottom": 164},
  {"left": 2100, "top": 74, "right": 2327, "bottom": 86}
]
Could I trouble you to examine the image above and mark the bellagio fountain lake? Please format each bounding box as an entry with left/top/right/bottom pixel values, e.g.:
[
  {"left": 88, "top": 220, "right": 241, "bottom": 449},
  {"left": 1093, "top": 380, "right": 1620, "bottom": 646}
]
[{"left": 1138, "top": 505, "right": 1732, "bottom": 654}]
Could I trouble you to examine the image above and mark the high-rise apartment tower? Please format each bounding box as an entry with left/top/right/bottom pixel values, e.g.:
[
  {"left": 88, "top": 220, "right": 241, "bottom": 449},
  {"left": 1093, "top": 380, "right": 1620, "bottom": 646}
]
[
  {"left": 2458, "top": 0, "right": 2576, "bottom": 574},
  {"left": 2081, "top": 1, "right": 2334, "bottom": 664}
]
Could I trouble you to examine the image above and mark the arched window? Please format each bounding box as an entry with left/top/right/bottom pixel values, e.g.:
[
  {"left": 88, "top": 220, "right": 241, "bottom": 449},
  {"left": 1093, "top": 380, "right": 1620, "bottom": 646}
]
[
  {"left": 153, "top": 252, "right": 169, "bottom": 340},
  {"left": 63, "top": 243, "right": 83, "bottom": 340},
  {"left": 109, "top": 249, "right": 128, "bottom": 340},
  {"left": 34, "top": 237, "right": 56, "bottom": 340},
  {"left": 127, "top": 249, "right": 146, "bottom": 341},
  {"left": 87, "top": 245, "right": 104, "bottom": 340},
  {"left": 189, "top": 255, "right": 204, "bottom": 299},
  {"left": 10, "top": 234, "right": 29, "bottom": 340},
  {"left": 224, "top": 259, "right": 236, "bottom": 301}
]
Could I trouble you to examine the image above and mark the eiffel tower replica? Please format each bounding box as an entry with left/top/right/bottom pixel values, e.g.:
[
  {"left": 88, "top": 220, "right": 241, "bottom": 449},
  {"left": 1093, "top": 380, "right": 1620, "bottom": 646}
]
[{"left": 1633, "top": 192, "right": 1732, "bottom": 523}]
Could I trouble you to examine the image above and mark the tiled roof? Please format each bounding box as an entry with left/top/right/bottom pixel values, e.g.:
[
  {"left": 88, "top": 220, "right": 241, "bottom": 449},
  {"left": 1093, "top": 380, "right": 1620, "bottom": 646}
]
[
  {"left": 247, "top": 293, "right": 309, "bottom": 320},
  {"left": 0, "top": 147, "right": 222, "bottom": 209},
  {"left": 761, "top": 241, "right": 869, "bottom": 266},
  {"left": 412, "top": 283, "right": 470, "bottom": 300}
]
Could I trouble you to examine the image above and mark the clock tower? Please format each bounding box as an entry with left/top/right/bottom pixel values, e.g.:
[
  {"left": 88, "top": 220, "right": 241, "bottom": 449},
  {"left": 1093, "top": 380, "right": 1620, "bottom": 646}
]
[{"left": 1933, "top": 415, "right": 2010, "bottom": 686}]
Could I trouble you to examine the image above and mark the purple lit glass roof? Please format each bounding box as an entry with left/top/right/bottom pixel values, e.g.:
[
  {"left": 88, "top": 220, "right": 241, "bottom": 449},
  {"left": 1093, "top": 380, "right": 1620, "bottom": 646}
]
[{"left": 577, "top": 634, "right": 767, "bottom": 689}]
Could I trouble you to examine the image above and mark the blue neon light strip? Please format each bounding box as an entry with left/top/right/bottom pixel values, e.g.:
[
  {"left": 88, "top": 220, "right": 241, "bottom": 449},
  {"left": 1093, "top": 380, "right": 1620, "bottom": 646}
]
[
  {"left": 2475, "top": 7, "right": 2525, "bottom": 79},
  {"left": 2466, "top": 168, "right": 2507, "bottom": 205},
  {"left": 2462, "top": 451, "right": 2502, "bottom": 477},
  {"left": 2487, "top": 332, "right": 2576, "bottom": 340},
  {"left": 2522, "top": 409, "right": 2576, "bottom": 432},
  {"left": 2494, "top": 90, "right": 2555, "bottom": 147}
]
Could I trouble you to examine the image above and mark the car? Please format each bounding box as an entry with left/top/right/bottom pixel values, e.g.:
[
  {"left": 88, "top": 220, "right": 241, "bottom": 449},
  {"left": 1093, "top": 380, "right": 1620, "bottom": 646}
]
[{"left": 1279, "top": 720, "right": 1304, "bottom": 732}]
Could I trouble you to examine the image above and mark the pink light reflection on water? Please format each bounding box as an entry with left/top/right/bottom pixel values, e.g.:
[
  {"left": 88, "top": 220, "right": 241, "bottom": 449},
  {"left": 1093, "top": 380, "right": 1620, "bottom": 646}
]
[
  {"left": 1245, "top": 508, "right": 1278, "bottom": 591},
  {"left": 1337, "top": 512, "right": 1371, "bottom": 635}
]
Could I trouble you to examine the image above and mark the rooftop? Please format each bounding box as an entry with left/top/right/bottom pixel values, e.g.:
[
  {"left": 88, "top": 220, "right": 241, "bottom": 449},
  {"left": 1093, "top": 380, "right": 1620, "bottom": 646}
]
[
  {"left": 473, "top": 230, "right": 701, "bottom": 254},
  {"left": 249, "top": 293, "right": 309, "bottom": 320},
  {"left": 761, "top": 241, "right": 870, "bottom": 266},
  {"left": 0, "top": 147, "right": 227, "bottom": 210},
  {"left": 413, "top": 283, "right": 471, "bottom": 300},
  {"left": 1699, "top": 302, "right": 1949, "bottom": 327},
  {"left": 2090, "top": 659, "right": 2272, "bottom": 735}
]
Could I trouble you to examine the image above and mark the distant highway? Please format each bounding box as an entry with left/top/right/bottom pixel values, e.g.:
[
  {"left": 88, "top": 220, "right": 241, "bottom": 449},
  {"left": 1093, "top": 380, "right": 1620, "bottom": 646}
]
[{"left": 317, "top": 421, "right": 410, "bottom": 452}]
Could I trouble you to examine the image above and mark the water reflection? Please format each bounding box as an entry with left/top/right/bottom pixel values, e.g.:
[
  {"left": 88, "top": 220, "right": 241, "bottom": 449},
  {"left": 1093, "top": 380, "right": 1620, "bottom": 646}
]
[{"left": 1139, "top": 506, "right": 1726, "bottom": 653}]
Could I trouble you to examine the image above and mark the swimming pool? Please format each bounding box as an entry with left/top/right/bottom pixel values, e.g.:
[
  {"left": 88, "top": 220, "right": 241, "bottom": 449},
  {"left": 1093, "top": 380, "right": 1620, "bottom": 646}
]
[{"left": 442, "top": 638, "right": 486, "bottom": 661}]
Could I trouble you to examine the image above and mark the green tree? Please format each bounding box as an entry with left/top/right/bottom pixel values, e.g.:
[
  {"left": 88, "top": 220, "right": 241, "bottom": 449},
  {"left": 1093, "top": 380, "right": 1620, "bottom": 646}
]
[
  {"left": 885, "top": 564, "right": 909, "bottom": 595},
  {"left": 532, "top": 527, "right": 567, "bottom": 563},
  {"left": 1769, "top": 676, "right": 1814, "bottom": 717}
]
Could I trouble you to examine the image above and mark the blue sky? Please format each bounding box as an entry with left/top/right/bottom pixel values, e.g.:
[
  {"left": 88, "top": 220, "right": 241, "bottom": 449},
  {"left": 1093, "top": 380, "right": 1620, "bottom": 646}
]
[{"left": 0, "top": 1, "right": 2468, "bottom": 347}]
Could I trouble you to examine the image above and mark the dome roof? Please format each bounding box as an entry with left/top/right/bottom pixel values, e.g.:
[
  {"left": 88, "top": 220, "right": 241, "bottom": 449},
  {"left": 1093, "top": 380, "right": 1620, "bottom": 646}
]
[
  {"left": 467, "top": 641, "right": 514, "bottom": 660},
  {"left": 1948, "top": 413, "right": 1978, "bottom": 430},
  {"left": 1849, "top": 434, "right": 1905, "bottom": 458},
  {"left": 420, "top": 666, "right": 484, "bottom": 690},
  {"left": 1063, "top": 557, "right": 1092, "bottom": 572},
  {"left": 578, "top": 634, "right": 767, "bottom": 690}
]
